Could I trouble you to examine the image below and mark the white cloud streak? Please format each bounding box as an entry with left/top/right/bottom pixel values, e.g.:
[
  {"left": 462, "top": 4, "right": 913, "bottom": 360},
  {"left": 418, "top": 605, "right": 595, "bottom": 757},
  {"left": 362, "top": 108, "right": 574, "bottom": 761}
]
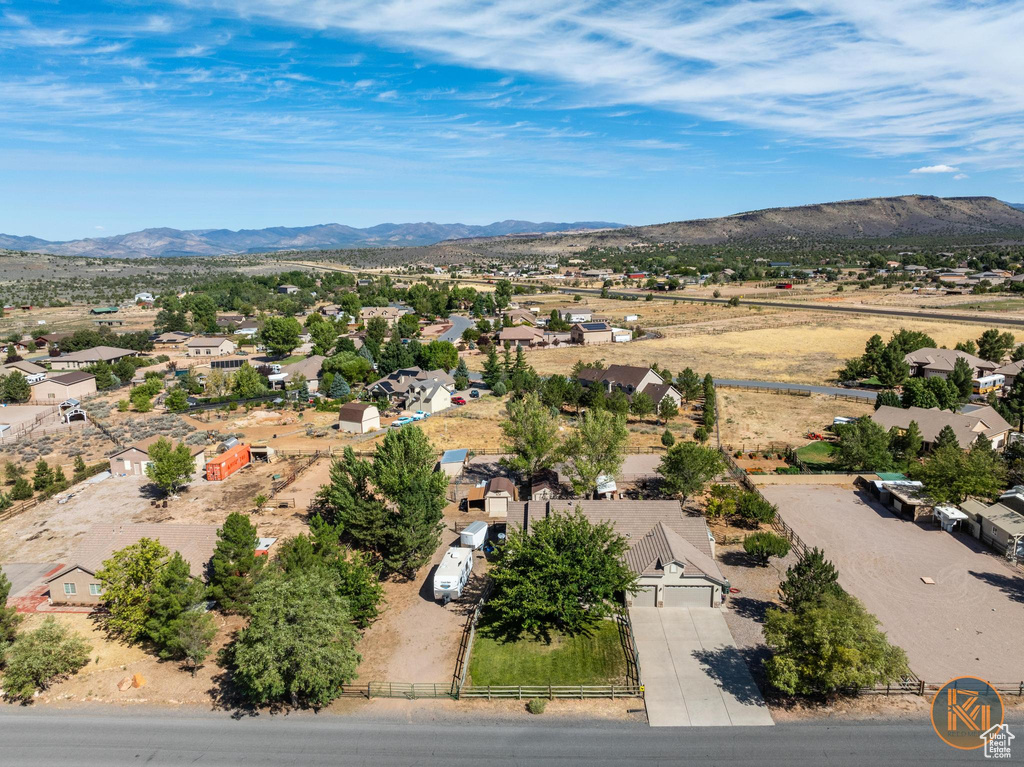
[
  {"left": 197, "top": 0, "right": 1024, "bottom": 163},
  {"left": 910, "top": 164, "right": 960, "bottom": 174}
]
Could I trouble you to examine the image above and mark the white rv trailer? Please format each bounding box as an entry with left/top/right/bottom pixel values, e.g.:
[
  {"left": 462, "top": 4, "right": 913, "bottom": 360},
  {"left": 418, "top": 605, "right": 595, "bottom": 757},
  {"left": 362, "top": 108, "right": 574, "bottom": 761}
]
[
  {"left": 460, "top": 521, "right": 488, "bottom": 550},
  {"left": 433, "top": 547, "right": 473, "bottom": 603}
]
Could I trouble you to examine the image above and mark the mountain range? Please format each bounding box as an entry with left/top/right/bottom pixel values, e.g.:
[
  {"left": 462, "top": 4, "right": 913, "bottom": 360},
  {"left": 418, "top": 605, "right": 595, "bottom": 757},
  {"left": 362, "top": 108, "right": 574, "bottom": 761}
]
[{"left": 0, "top": 220, "right": 625, "bottom": 258}]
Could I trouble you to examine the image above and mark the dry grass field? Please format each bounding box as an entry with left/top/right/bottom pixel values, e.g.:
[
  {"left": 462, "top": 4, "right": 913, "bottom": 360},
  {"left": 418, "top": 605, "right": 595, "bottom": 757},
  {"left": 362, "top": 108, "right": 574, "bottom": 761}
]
[
  {"left": 717, "top": 390, "right": 874, "bottom": 449},
  {"left": 528, "top": 310, "right": 1024, "bottom": 384}
]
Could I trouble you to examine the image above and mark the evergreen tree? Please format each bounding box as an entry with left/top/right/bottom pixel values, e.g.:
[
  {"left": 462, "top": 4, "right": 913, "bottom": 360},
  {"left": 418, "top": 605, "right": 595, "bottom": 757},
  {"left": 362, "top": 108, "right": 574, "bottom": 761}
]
[
  {"left": 676, "top": 368, "right": 701, "bottom": 401},
  {"left": 32, "top": 460, "right": 54, "bottom": 491},
  {"left": 874, "top": 390, "right": 902, "bottom": 410},
  {"left": 661, "top": 429, "right": 675, "bottom": 447},
  {"left": 875, "top": 345, "right": 910, "bottom": 388},
  {"left": 208, "top": 512, "right": 261, "bottom": 614},
  {"left": 977, "top": 328, "right": 1015, "bottom": 362},
  {"left": 900, "top": 421, "right": 924, "bottom": 460},
  {"left": 145, "top": 552, "right": 206, "bottom": 657},
  {"left": 329, "top": 375, "right": 350, "bottom": 399},
  {"left": 1004, "top": 376, "right": 1024, "bottom": 432},
  {"left": 0, "top": 565, "right": 23, "bottom": 654},
  {"left": 1, "top": 370, "right": 31, "bottom": 402},
  {"left": 779, "top": 547, "right": 841, "bottom": 611},
  {"left": 948, "top": 357, "right": 974, "bottom": 403},
  {"left": 630, "top": 391, "right": 655, "bottom": 421},
  {"left": 933, "top": 424, "right": 960, "bottom": 451},
  {"left": 862, "top": 334, "right": 885, "bottom": 375},
  {"left": 482, "top": 345, "right": 503, "bottom": 389},
  {"left": 11, "top": 477, "right": 32, "bottom": 500}
]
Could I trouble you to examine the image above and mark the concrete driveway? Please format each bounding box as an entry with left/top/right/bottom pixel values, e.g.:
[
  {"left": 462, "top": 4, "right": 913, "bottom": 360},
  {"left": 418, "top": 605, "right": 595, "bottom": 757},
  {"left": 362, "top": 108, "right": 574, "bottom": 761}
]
[{"left": 629, "top": 607, "right": 774, "bottom": 727}]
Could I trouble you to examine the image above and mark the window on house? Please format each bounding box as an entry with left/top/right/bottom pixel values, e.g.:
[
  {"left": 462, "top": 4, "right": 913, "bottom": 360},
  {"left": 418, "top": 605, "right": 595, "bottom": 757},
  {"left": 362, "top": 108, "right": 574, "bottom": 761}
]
[
  {"left": 89, "top": 584, "right": 102, "bottom": 596},
  {"left": 63, "top": 582, "right": 77, "bottom": 595},
  {"left": 48, "top": 392, "right": 55, "bottom": 399}
]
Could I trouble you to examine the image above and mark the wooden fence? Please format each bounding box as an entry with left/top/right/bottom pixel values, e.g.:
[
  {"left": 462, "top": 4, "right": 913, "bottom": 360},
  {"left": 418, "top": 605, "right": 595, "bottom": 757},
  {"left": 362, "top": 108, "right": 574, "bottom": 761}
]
[
  {"left": 335, "top": 682, "right": 455, "bottom": 700},
  {"left": 615, "top": 607, "right": 642, "bottom": 689},
  {"left": 269, "top": 452, "right": 323, "bottom": 496},
  {"left": 716, "top": 382, "right": 872, "bottom": 404},
  {"left": 0, "top": 495, "right": 40, "bottom": 524},
  {"left": 458, "top": 684, "right": 644, "bottom": 699}
]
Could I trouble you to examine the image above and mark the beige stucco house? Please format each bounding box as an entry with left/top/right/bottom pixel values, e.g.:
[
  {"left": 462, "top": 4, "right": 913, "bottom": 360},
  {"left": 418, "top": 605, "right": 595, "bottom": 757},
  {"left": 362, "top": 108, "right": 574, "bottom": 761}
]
[
  {"left": 29, "top": 371, "right": 96, "bottom": 402},
  {"left": 186, "top": 336, "right": 237, "bottom": 358},
  {"left": 108, "top": 436, "right": 207, "bottom": 477},
  {"left": 571, "top": 321, "right": 614, "bottom": 345}
]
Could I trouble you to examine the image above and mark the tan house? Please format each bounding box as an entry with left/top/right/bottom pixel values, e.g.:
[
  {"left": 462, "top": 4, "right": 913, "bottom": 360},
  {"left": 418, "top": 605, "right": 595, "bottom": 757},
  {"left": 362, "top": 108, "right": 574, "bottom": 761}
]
[
  {"left": 498, "top": 326, "right": 544, "bottom": 347},
  {"left": 368, "top": 367, "right": 455, "bottom": 409},
  {"left": 576, "top": 364, "right": 682, "bottom": 407},
  {"left": 995, "top": 360, "right": 1024, "bottom": 388},
  {"left": 570, "top": 321, "right": 614, "bottom": 345},
  {"left": 186, "top": 336, "right": 237, "bottom": 358},
  {"left": 30, "top": 371, "right": 96, "bottom": 402},
  {"left": 274, "top": 355, "right": 325, "bottom": 393},
  {"left": 1, "top": 360, "right": 47, "bottom": 383},
  {"left": 483, "top": 477, "right": 516, "bottom": 516},
  {"left": 871, "top": 404, "right": 1012, "bottom": 450},
  {"left": 405, "top": 379, "right": 452, "bottom": 414},
  {"left": 47, "top": 523, "right": 220, "bottom": 606},
  {"left": 904, "top": 348, "right": 999, "bottom": 379},
  {"left": 359, "top": 306, "right": 405, "bottom": 326},
  {"left": 108, "top": 436, "right": 207, "bottom": 477},
  {"left": 153, "top": 331, "right": 192, "bottom": 347},
  {"left": 56, "top": 345, "right": 139, "bottom": 370},
  {"left": 503, "top": 309, "right": 537, "bottom": 326},
  {"left": 337, "top": 402, "right": 380, "bottom": 434}
]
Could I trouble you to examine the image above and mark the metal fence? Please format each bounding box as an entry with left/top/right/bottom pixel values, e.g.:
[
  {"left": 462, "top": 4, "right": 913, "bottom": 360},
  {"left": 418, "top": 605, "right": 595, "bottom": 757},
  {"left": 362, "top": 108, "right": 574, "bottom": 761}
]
[
  {"left": 614, "top": 607, "right": 642, "bottom": 688},
  {"left": 459, "top": 684, "right": 644, "bottom": 699}
]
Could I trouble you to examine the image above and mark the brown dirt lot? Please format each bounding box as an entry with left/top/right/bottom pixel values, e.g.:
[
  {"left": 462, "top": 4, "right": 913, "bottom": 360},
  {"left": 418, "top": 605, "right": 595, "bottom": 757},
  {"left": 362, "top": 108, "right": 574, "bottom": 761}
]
[
  {"left": 760, "top": 483, "right": 1024, "bottom": 682},
  {"left": 717, "top": 390, "right": 874, "bottom": 449}
]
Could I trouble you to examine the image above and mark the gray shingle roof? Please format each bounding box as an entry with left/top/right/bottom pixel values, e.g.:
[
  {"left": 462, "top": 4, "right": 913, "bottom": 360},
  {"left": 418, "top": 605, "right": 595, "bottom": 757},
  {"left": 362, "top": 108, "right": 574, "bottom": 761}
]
[{"left": 871, "top": 405, "right": 1011, "bottom": 446}]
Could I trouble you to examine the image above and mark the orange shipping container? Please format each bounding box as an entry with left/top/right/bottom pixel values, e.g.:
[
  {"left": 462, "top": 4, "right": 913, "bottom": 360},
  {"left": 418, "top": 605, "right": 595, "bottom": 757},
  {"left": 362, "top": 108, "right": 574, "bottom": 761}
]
[{"left": 206, "top": 443, "right": 251, "bottom": 481}]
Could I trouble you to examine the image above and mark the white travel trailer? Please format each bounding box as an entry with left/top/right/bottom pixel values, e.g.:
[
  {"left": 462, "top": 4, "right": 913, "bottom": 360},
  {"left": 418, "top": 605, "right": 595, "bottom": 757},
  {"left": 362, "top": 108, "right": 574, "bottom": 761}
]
[{"left": 433, "top": 547, "right": 473, "bottom": 604}]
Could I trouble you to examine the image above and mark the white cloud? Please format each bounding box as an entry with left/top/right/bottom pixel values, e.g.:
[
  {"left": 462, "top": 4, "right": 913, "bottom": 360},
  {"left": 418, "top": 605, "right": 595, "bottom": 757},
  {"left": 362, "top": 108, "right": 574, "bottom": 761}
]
[
  {"left": 94, "top": 225, "right": 105, "bottom": 230},
  {"left": 953, "top": 173, "right": 968, "bottom": 180},
  {"left": 192, "top": 0, "right": 1024, "bottom": 163},
  {"left": 910, "top": 164, "right": 960, "bottom": 174}
]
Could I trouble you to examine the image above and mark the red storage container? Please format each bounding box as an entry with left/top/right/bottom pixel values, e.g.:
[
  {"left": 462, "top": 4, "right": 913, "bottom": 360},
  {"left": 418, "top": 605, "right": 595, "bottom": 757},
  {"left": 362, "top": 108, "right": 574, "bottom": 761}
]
[{"left": 206, "top": 443, "right": 250, "bottom": 481}]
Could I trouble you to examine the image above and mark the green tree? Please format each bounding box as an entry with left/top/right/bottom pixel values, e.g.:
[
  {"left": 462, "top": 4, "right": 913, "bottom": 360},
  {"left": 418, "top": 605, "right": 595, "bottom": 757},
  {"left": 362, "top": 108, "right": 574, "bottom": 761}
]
[
  {"left": 657, "top": 442, "right": 723, "bottom": 501},
  {"left": 376, "top": 332, "right": 414, "bottom": 377},
  {"left": 32, "top": 459, "right": 54, "bottom": 491},
  {"left": 421, "top": 340, "right": 458, "bottom": 371},
  {"left": 329, "top": 375, "right": 350, "bottom": 398},
  {"left": 231, "top": 568, "right": 361, "bottom": 708},
  {"left": 606, "top": 388, "right": 630, "bottom": 417},
  {"left": 0, "top": 565, "right": 23, "bottom": 655},
  {"left": 833, "top": 418, "right": 894, "bottom": 472},
  {"left": 875, "top": 345, "right": 909, "bottom": 388},
  {"left": 955, "top": 339, "right": 978, "bottom": 355},
  {"left": 482, "top": 345, "right": 504, "bottom": 389},
  {"left": 1012, "top": 344, "right": 1024, "bottom": 363},
  {"left": 260, "top": 316, "right": 303, "bottom": 357},
  {"left": 309, "top": 321, "right": 339, "bottom": 356},
  {"left": 365, "top": 316, "right": 389, "bottom": 346},
  {"left": 661, "top": 428, "right": 675, "bottom": 447},
  {"left": 874, "top": 390, "right": 902, "bottom": 410},
  {"left": 932, "top": 424, "right": 960, "bottom": 451},
  {"left": 208, "top": 512, "right": 261, "bottom": 614},
  {"left": 11, "top": 476, "right": 32, "bottom": 500},
  {"left": 169, "top": 610, "right": 217, "bottom": 676},
  {"left": 743, "top": 531, "right": 791, "bottom": 566},
  {"left": 96, "top": 538, "right": 170, "bottom": 641},
  {"left": 900, "top": 378, "right": 939, "bottom": 410},
  {"left": 764, "top": 592, "right": 908, "bottom": 696},
  {"left": 145, "top": 552, "right": 206, "bottom": 657},
  {"left": 948, "top": 357, "right": 974, "bottom": 403},
  {"left": 499, "top": 393, "right": 563, "bottom": 478},
  {"left": 1003, "top": 376, "right": 1024, "bottom": 431},
  {"left": 630, "top": 391, "right": 655, "bottom": 421},
  {"left": 562, "top": 409, "right": 629, "bottom": 498},
  {"left": 130, "top": 386, "right": 153, "bottom": 413},
  {"left": 862, "top": 334, "right": 885, "bottom": 375},
  {"left": 84, "top": 361, "right": 116, "bottom": 391},
  {"left": 316, "top": 427, "right": 447, "bottom": 578},
  {"left": 231, "top": 363, "right": 269, "bottom": 399},
  {"left": 909, "top": 443, "right": 1006, "bottom": 504},
  {"left": 895, "top": 420, "right": 924, "bottom": 462},
  {"left": 1, "top": 617, "right": 91, "bottom": 702},
  {"left": 977, "top": 328, "right": 1015, "bottom": 362},
  {"left": 1, "top": 370, "right": 31, "bottom": 402},
  {"left": 778, "top": 547, "right": 842, "bottom": 612},
  {"left": 735, "top": 491, "right": 778, "bottom": 527},
  {"left": 487, "top": 509, "right": 636, "bottom": 639},
  {"left": 658, "top": 396, "right": 678, "bottom": 423},
  {"left": 165, "top": 386, "right": 189, "bottom": 413},
  {"left": 144, "top": 438, "right": 196, "bottom": 496},
  {"left": 676, "top": 368, "right": 701, "bottom": 401}
]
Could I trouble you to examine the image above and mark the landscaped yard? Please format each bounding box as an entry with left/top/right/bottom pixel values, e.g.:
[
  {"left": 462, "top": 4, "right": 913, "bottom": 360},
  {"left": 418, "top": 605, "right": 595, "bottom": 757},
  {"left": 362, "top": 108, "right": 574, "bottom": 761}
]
[
  {"left": 468, "top": 619, "right": 627, "bottom": 686},
  {"left": 795, "top": 440, "right": 837, "bottom": 468}
]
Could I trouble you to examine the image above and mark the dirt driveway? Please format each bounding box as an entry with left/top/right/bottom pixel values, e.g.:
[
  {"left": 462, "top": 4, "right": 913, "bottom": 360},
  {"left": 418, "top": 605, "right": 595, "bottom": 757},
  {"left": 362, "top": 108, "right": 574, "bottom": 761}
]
[{"left": 760, "top": 484, "right": 1024, "bottom": 682}]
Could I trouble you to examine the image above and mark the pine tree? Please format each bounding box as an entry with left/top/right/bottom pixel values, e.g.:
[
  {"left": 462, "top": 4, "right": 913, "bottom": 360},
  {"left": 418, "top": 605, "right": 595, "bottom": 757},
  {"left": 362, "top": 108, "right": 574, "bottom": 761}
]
[
  {"left": 329, "top": 375, "right": 350, "bottom": 399},
  {"left": 901, "top": 420, "right": 924, "bottom": 460},
  {"left": 208, "top": 512, "right": 260, "bottom": 614},
  {"left": 146, "top": 552, "right": 206, "bottom": 657},
  {"left": 32, "top": 460, "right": 54, "bottom": 491},
  {"left": 948, "top": 357, "right": 974, "bottom": 403},
  {"left": 0, "top": 566, "right": 23, "bottom": 653},
  {"left": 933, "top": 424, "right": 960, "bottom": 451}
]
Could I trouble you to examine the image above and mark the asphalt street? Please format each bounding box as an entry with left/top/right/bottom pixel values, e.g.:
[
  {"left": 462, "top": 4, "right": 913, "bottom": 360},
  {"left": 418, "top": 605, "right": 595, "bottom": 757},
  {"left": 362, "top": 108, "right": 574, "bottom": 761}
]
[
  {"left": 714, "top": 379, "right": 878, "bottom": 400},
  {"left": 0, "top": 709, "right": 991, "bottom": 766}
]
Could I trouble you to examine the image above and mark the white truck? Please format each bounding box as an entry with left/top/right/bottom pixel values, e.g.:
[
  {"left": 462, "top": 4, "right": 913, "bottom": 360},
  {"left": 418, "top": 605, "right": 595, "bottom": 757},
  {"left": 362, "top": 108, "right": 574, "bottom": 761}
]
[{"left": 433, "top": 546, "right": 473, "bottom": 604}]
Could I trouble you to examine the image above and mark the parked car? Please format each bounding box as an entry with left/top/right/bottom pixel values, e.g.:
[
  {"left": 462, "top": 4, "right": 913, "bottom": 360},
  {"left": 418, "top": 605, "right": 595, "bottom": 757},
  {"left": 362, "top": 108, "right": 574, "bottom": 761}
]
[
  {"left": 392, "top": 416, "right": 414, "bottom": 428},
  {"left": 413, "top": 410, "right": 430, "bottom": 420},
  {"left": 452, "top": 396, "right": 467, "bottom": 405},
  {"left": 469, "top": 389, "right": 480, "bottom": 399}
]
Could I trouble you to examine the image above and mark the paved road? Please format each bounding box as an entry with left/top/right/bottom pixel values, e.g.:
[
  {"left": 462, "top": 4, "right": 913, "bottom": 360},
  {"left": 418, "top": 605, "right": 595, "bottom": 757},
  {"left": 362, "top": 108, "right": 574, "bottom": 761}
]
[
  {"left": 439, "top": 314, "right": 474, "bottom": 343},
  {"left": 630, "top": 607, "right": 774, "bottom": 727},
  {"left": 0, "top": 710, "right": 980, "bottom": 765},
  {"left": 715, "top": 378, "right": 878, "bottom": 401}
]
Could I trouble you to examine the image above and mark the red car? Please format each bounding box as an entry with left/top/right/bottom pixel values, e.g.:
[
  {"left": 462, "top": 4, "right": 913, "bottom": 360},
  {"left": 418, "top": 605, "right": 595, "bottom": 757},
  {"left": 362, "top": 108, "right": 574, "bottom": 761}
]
[{"left": 451, "top": 396, "right": 467, "bottom": 405}]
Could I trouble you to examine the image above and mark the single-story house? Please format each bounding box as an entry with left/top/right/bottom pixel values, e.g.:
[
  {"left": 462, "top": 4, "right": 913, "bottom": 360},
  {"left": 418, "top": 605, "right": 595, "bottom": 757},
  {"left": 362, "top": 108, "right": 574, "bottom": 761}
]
[
  {"left": 55, "top": 346, "right": 140, "bottom": 370},
  {"left": 498, "top": 326, "right": 544, "bottom": 347},
  {"left": 152, "top": 331, "right": 192, "bottom": 347},
  {"left": 108, "top": 435, "right": 207, "bottom": 477},
  {"left": 215, "top": 314, "right": 245, "bottom": 329},
  {"left": 557, "top": 308, "right": 594, "bottom": 323},
  {"left": 30, "top": 371, "right": 96, "bottom": 402},
  {"left": 904, "top": 348, "right": 999, "bottom": 379},
  {"left": 278, "top": 284, "right": 300, "bottom": 294},
  {"left": 995, "top": 360, "right": 1024, "bottom": 388},
  {"left": 47, "top": 523, "right": 219, "bottom": 606},
  {"left": 571, "top": 321, "right": 614, "bottom": 345},
  {"left": 576, "top": 364, "right": 682, "bottom": 407},
  {"left": 438, "top": 448, "right": 468, "bottom": 478},
  {"left": 1, "top": 360, "right": 47, "bottom": 384},
  {"left": 186, "top": 336, "right": 237, "bottom": 358},
  {"left": 512, "top": 499, "right": 728, "bottom": 607},
  {"left": 871, "top": 405, "right": 1012, "bottom": 451},
  {"left": 337, "top": 402, "right": 380, "bottom": 434},
  {"left": 273, "top": 355, "right": 325, "bottom": 393},
  {"left": 34, "top": 332, "right": 72, "bottom": 349},
  {"left": 233, "top": 321, "right": 261, "bottom": 337}
]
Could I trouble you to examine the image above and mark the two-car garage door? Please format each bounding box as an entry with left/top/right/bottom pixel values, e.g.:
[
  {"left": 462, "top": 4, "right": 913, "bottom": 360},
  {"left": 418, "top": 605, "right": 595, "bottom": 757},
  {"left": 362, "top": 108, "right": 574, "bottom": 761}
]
[{"left": 634, "top": 584, "right": 713, "bottom": 608}]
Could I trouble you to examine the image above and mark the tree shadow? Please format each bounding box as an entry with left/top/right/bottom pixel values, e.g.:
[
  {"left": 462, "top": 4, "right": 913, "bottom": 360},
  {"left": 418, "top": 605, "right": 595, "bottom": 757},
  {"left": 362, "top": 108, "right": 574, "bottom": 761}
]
[
  {"left": 690, "top": 645, "right": 772, "bottom": 706},
  {"left": 719, "top": 549, "right": 757, "bottom": 568},
  {"left": 967, "top": 569, "right": 1024, "bottom": 605},
  {"left": 728, "top": 595, "right": 773, "bottom": 623}
]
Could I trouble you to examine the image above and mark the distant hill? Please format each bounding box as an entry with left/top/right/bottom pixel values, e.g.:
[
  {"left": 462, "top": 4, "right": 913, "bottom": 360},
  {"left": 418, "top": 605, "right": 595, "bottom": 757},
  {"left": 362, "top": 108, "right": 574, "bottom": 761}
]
[
  {"left": 0, "top": 220, "right": 625, "bottom": 258},
  {"left": 1005, "top": 202, "right": 1024, "bottom": 213},
  {"left": 612, "top": 195, "right": 1024, "bottom": 245}
]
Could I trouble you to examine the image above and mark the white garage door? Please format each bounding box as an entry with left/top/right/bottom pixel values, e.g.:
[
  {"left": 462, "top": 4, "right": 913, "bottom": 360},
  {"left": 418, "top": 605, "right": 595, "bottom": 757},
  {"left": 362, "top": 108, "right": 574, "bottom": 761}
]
[
  {"left": 662, "top": 585, "right": 712, "bottom": 608},
  {"left": 634, "top": 585, "right": 658, "bottom": 607}
]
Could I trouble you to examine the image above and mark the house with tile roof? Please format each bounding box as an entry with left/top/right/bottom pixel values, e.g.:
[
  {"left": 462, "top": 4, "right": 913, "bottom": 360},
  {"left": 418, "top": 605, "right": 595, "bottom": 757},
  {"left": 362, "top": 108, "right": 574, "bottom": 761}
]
[
  {"left": 871, "top": 404, "right": 1012, "bottom": 450},
  {"left": 904, "top": 347, "right": 999, "bottom": 380}
]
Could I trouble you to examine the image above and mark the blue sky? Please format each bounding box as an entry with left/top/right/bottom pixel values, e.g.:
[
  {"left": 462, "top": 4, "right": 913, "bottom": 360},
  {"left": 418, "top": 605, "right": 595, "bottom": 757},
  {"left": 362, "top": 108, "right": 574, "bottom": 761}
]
[{"left": 2, "top": 0, "right": 1023, "bottom": 240}]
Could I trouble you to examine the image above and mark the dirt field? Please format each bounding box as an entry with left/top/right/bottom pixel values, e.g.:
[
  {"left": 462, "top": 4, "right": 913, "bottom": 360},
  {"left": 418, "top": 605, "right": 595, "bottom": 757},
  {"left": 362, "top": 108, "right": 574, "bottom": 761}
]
[
  {"left": 760, "top": 483, "right": 1024, "bottom": 682},
  {"left": 527, "top": 310, "right": 1023, "bottom": 385},
  {"left": 718, "top": 390, "right": 874, "bottom": 449}
]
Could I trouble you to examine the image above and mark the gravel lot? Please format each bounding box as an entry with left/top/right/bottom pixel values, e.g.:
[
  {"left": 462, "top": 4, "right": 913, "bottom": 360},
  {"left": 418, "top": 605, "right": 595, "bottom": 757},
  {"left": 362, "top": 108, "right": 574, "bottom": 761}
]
[{"left": 760, "top": 483, "right": 1024, "bottom": 682}]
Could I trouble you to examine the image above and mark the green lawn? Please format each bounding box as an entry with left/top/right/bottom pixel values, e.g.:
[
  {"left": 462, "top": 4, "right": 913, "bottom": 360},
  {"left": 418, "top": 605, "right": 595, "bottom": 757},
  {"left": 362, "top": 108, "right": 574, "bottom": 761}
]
[
  {"left": 276, "top": 354, "right": 307, "bottom": 365},
  {"left": 468, "top": 620, "right": 627, "bottom": 686},
  {"left": 795, "top": 440, "right": 837, "bottom": 467}
]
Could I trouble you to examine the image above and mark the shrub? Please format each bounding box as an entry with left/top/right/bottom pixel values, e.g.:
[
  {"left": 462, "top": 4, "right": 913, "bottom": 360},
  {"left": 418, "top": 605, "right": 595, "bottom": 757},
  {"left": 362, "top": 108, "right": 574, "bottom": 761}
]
[
  {"left": 2, "top": 617, "right": 91, "bottom": 701},
  {"left": 743, "top": 531, "right": 791, "bottom": 565},
  {"left": 527, "top": 697, "right": 547, "bottom": 715},
  {"left": 660, "top": 429, "right": 675, "bottom": 447},
  {"left": 735, "top": 491, "right": 777, "bottom": 528}
]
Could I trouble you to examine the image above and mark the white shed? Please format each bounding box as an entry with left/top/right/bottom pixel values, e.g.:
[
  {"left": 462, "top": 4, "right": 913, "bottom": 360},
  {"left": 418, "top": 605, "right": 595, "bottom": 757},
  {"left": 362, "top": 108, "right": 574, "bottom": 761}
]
[{"left": 338, "top": 402, "right": 380, "bottom": 434}]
